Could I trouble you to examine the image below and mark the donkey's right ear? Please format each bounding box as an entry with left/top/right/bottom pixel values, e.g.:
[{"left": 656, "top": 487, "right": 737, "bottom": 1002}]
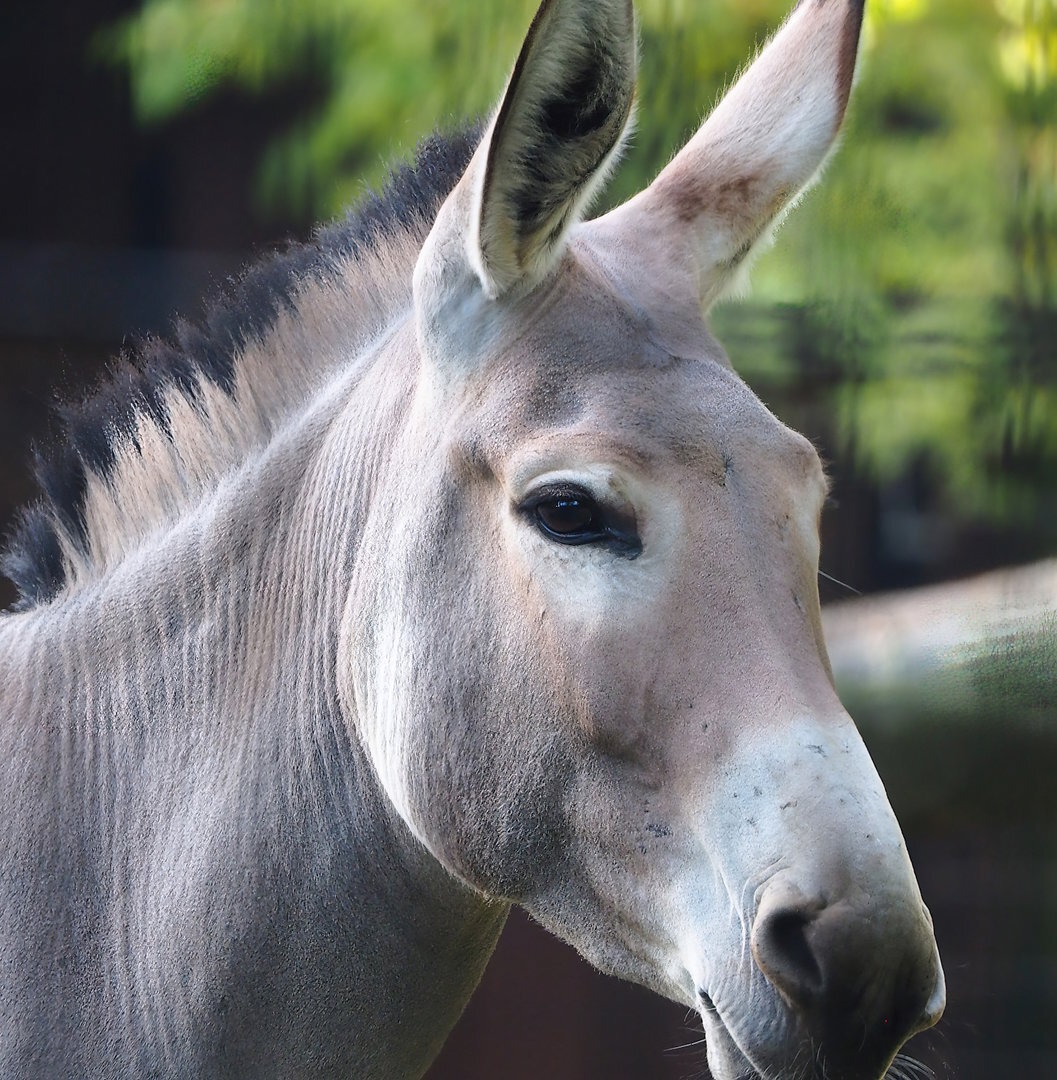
[{"left": 419, "top": 0, "right": 636, "bottom": 305}]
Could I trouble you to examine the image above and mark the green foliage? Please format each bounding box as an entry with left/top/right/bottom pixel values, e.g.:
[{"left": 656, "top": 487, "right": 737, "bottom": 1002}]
[
  {"left": 97, "top": 0, "right": 1057, "bottom": 538},
  {"left": 95, "top": 0, "right": 541, "bottom": 214}
]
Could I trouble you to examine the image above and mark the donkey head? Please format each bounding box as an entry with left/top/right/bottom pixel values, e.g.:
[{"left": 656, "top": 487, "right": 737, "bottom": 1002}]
[{"left": 347, "top": 1, "right": 945, "bottom": 1076}]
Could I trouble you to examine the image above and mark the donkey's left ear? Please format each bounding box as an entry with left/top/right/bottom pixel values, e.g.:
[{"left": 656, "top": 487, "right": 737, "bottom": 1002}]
[
  {"left": 591, "top": 0, "right": 865, "bottom": 311},
  {"left": 454, "top": 0, "right": 636, "bottom": 299}
]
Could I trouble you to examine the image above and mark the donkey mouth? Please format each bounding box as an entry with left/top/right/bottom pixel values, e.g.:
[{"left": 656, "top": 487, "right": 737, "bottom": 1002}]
[
  {"left": 696, "top": 991, "right": 909, "bottom": 1080},
  {"left": 696, "top": 991, "right": 769, "bottom": 1080},
  {"left": 698, "top": 1010, "right": 922, "bottom": 1080}
]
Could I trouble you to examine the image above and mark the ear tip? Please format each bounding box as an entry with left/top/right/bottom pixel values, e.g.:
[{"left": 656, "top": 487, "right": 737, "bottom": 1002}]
[{"left": 795, "top": 0, "right": 866, "bottom": 10}]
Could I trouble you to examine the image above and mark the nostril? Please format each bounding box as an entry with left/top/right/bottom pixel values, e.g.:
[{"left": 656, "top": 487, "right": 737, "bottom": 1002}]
[{"left": 752, "top": 907, "right": 823, "bottom": 1006}]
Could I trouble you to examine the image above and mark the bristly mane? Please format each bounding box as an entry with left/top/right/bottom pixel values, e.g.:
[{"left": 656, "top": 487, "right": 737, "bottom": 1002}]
[{"left": 2, "top": 125, "right": 483, "bottom": 613}]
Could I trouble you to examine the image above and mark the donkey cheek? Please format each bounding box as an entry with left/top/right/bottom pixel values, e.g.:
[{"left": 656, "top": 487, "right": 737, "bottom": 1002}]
[{"left": 418, "top": 744, "right": 574, "bottom": 899}]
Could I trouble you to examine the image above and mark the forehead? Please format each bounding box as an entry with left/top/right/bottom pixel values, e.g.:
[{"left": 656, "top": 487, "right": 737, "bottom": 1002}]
[{"left": 468, "top": 255, "right": 821, "bottom": 486}]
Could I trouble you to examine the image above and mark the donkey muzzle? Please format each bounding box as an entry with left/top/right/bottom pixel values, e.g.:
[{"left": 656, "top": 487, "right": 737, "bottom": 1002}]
[{"left": 750, "top": 877, "right": 945, "bottom": 1077}]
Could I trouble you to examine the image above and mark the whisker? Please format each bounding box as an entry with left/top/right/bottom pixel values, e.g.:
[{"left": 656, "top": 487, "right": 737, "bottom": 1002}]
[
  {"left": 663, "top": 1036, "right": 709, "bottom": 1054},
  {"left": 907, "top": 1055, "right": 936, "bottom": 1080},
  {"left": 818, "top": 568, "right": 861, "bottom": 595},
  {"left": 885, "top": 1053, "right": 936, "bottom": 1080}
]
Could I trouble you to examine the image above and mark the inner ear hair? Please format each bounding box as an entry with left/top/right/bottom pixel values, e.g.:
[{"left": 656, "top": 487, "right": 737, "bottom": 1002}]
[{"left": 475, "top": 0, "right": 636, "bottom": 297}]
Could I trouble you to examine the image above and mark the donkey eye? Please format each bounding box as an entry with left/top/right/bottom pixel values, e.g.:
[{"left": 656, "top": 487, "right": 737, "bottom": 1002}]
[
  {"left": 520, "top": 485, "right": 642, "bottom": 556},
  {"left": 535, "top": 493, "right": 600, "bottom": 538}
]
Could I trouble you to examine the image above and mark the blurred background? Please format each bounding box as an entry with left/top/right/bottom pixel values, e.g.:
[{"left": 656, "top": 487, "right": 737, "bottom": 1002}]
[{"left": 1, "top": 0, "right": 1055, "bottom": 1075}]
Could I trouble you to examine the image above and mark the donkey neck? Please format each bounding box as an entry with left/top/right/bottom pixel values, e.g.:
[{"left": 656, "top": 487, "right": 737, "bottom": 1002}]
[{"left": 0, "top": 335, "right": 506, "bottom": 1079}]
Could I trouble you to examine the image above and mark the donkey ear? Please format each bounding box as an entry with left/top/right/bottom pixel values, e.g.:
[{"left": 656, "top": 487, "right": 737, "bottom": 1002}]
[
  {"left": 595, "top": 0, "right": 864, "bottom": 310},
  {"left": 469, "top": 0, "right": 636, "bottom": 298}
]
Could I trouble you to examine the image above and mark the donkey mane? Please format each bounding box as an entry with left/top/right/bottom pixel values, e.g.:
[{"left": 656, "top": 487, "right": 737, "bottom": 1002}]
[{"left": 2, "top": 125, "right": 483, "bottom": 612}]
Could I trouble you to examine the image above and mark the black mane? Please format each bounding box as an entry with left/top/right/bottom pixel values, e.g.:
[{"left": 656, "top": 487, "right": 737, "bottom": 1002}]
[{"left": 2, "top": 124, "right": 483, "bottom": 612}]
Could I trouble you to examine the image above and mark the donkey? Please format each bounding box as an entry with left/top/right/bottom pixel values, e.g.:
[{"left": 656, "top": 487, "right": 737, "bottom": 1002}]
[{"left": 0, "top": 0, "right": 944, "bottom": 1077}]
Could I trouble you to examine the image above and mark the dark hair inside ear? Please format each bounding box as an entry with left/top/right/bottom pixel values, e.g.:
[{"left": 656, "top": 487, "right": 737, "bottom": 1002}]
[
  {"left": 540, "top": 43, "right": 625, "bottom": 141},
  {"left": 477, "top": 0, "right": 636, "bottom": 292}
]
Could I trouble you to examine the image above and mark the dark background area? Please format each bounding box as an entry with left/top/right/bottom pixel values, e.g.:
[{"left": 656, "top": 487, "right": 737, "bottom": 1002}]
[{"left": 2, "top": 2, "right": 1055, "bottom": 1077}]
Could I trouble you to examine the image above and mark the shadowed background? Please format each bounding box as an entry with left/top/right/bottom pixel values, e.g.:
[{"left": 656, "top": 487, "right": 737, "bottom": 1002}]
[{"left": 1, "top": 0, "right": 1055, "bottom": 1075}]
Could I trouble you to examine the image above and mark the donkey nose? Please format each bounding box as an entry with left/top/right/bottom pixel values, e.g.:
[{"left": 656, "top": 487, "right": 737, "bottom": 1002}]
[{"left": 751, "top": 883, "right": 944, "bottom": 1074}]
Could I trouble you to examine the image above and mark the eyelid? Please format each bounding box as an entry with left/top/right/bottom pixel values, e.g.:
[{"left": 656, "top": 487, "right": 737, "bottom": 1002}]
[
  {"left": 517, "top": 469, "right": 630, "bottom": 512},
  {"left": 521, "top": 480, "right": 602, "bottom": 508}
]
